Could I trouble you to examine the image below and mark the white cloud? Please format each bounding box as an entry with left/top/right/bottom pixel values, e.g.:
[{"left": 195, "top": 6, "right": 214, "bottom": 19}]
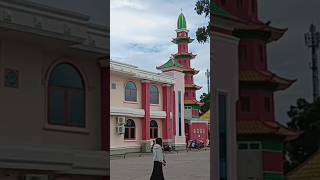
[
  {"left": 110, "top": 0, "right": 145, "bottom": 10},
  {"left": 111, "top": 0, "right": 210, "bottom": 99}
]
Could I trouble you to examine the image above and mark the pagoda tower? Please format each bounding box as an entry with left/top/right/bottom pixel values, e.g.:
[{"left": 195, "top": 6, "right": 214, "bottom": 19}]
[
  {"left": 213, "top": 1, "right": 300, "bottom": 180},
  {"left": 158, "top": 12, "right": 208, "bottom": 143}
]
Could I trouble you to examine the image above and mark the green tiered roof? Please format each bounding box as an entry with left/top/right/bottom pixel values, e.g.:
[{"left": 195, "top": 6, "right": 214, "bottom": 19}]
[
  {"left": 177, "top": 13, "right": 187, "bottom": 30},
  {"left": 173, "top": 53, "right": 196, "bottom": 59},
  {"left": 172, "top": 37, "right": 194, "bottom": 44},
  {"left": 157, "top": 57, "right": 183, "bottom": 70}
]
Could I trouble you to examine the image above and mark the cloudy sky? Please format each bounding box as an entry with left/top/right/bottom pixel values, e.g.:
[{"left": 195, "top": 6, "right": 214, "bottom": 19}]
[
  {"left": 26, "top": 0, "right": 319, "bottom": 124},
  {"left": 29, "top": 0, "right": 108, "bottom": 25},
  {"left": 110, "top": 0, "right": 210, "bottom": 98},
  {"left": 259, "top": 0, "right": 320, "bottom": 124}
]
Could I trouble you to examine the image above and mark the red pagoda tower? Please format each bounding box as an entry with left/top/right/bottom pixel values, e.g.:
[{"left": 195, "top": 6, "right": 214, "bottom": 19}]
[
  {"left": 213, "top": 0, "right": 300, "bottom": 180},
  {"left": 158, "top": 12, "right": 208, "bottom": 143}
]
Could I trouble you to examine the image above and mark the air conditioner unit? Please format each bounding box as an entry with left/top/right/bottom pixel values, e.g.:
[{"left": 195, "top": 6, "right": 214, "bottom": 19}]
[
  {"left": 117, "top": 116, "right": 126, "bottom": 125},
  {"left": 116, "top": 125, "right": 125, "bottom": 134},
  {"left": 25, "top": 174, "right": 48, "bottom": 180}
]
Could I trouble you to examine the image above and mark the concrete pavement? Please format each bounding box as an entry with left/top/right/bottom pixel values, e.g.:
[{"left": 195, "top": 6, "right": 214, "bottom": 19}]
[{"left": 110, "top": 150, "right": 210, "bottom": 180}]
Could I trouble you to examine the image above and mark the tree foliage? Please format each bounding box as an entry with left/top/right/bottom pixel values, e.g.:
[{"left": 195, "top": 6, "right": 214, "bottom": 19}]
[
  {"left": 285, "top": 98, "right": 320, "bottom": 173},
  {"left": 195, "top": 0, "right": 212, "bottom": 43},
  {"left": 200, "top": 92, "right": 210, "bottom": 114}
]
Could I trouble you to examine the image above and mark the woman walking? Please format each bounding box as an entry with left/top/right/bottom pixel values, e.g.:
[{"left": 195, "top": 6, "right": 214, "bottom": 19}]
[{"left": 150, "top": 137, "right": 166, "bottom": 180}]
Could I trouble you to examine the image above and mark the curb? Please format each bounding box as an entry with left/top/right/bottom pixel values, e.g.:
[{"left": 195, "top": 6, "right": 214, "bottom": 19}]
[{"left": 110, "top": 148, "right": 210, "bottom": 160}]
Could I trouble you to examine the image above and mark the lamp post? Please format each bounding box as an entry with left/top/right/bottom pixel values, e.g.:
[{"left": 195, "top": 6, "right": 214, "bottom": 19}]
[{"left": 205, "top": 69, "right": 210, "bottom": 94}]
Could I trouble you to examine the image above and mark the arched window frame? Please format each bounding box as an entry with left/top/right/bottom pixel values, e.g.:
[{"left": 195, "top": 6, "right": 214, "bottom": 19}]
[
  {"left": 124, "top": 81, "right": 137, "bottom": 102},
  {"left": 124, "top": 119, "right": 136, "bottom": 140},
  {"left": 150, "top": 85, "right": 159, "bottom": 104},
  {"left": 47, "top": 63, "right": 86, "bottom": 128},
  {"left": 150, "top": 120, "right": 159, "bottom": 139}
]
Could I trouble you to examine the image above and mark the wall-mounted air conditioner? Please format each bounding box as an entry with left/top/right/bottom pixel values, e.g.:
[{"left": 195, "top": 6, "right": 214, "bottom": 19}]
[
  {"left": 116, "top": 125, "right": 125, "bottom": 134},
  {"left": 117, "top": 116, "right": 126, "bottom": 125}
]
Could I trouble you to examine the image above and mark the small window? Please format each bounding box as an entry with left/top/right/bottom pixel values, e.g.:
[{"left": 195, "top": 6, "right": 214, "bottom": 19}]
[
  {"left": 250, "top": 143, "right": 260, "bottom": 149},
  {"left": 264, "top": 97, "right": 271, "bottom": 112},
  {"left": 150, "top": 120, "right": 158, "bottom": 139},
  {"left": 125, "top": 81, "right": 137, "bottom": 102},
  {"left": 112, "top": 83, "right": 116, "bottom": 89},
  {"left": 124, "top": 119, "right": 135, "bottom": 140},
  {"left": 4, "top": 68, "right": 19, "bottom": 88},
  {"left": 48, "top": 63, "right": 85, "bottom": 128},
  {"left": 240, "top": 96, "right": 250, "bottom": 112},
  {"left": 259, "top": 45, "right": 263, "bottom": 62},
  {"left": 150, "top": 85, "right": 159, "bottom": 104},
  {"left": 238, "top": 143, "right": 248, "bottom": 150}
]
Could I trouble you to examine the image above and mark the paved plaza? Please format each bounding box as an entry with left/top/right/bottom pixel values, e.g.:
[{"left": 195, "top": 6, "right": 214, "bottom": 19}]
[{"left": 110, "top": 150, "right": 210, "bottom": 180}]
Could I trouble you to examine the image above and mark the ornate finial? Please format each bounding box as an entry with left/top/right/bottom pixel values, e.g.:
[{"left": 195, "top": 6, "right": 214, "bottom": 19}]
[{"left": 181, "top": 8, "right": 183, "bottom": 13}]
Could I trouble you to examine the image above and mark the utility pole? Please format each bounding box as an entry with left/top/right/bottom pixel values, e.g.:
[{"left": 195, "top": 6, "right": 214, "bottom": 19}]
[
  {"left": 205, "top": 69, "right": 210, "bottom": 94},
  {"left": 305, "top": 24, "right": 320, "bottom": 101}
]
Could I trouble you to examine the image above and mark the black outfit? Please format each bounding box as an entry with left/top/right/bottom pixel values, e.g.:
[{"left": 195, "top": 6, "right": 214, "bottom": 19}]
[{"left": 150, "top": 161, "right": 164, "bottom": 180}]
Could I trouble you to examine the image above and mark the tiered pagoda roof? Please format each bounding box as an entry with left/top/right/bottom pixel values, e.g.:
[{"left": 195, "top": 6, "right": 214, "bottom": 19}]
[
  {"left": 183, "top": 68, "right": 199, "bottom": 75},
  {"left": 233, "top": 22, "right": 288, "bottom": 43},
  {"left": 172, "top": 52, "right": 197, "bottom": 60},
  {"left": 212, "top": 2, "right": 287, "bottom": 43},
  {"left": 185, "top": 99, "right": 203, "bottom": 106},
  {"left": 287, "top": 150, "right": 320, "bottom": 180},
  {"left": 237, "top": 120, "right": 300, "bottom": 141},
  {"left": 185, "top": 84, "right": 202, "bottom": 90},
  {"left": 172, "top": 37, "right": 194, "bottom": 44},
  {"left": 240, "top": 70, "right": 296, "bottom": 91},
  {"left": 159, "top": 12, "right": 203, "bottom": 109},
  {"left": 156, "top": 57, "right": 184, "bottom": 72},
  {"left": 200, "top": 110, "right": 210, "bottom": 123}
]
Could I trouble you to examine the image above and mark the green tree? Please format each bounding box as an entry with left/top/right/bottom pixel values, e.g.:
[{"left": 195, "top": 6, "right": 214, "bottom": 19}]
[
  {"left": 200, "top": 92, "right": 210, "bottom": 115},
  {"left": 195, "top": 0, "right": 212, "bottom": 43},
  {"left": 285, "top": 98, "right": 320, "bottom": 173}
]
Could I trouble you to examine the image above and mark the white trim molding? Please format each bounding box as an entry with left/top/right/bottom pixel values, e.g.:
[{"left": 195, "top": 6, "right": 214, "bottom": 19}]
[
  {"left": 190, "top": 120, "right": 209, "bottom": 124},
  {"left": 150, "top": 111, "right": 166, "bottom": 119},
  {"left": 111, "top": 107, "right": 145, "bottom": 118},
  {"left": 110, "top": 61, "right": 175, "bottom": 84},
  {"left": 0, "top": 0, "right": 108, "bottom": 56},
  {"left": 110, "top": 107, "right": 167, "bottom": 119}
]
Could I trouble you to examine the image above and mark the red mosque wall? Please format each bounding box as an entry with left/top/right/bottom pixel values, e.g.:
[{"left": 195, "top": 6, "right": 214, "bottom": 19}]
[{"left": 238, "top": 90, "right": 275, "bottom": 122}]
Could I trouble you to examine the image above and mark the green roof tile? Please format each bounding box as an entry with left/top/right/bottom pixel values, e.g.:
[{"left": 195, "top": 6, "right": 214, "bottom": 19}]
[{"left": 157, "top": 57, "right": 183, "bottom": 70}]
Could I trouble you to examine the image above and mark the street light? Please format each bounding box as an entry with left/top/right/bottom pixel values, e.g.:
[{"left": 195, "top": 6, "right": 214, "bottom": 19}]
[{"left": 205, "top": 69, "right": 210, "bottom": 94}]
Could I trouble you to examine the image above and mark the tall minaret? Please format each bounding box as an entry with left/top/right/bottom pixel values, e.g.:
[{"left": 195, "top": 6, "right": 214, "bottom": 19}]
[
  {"left": 172, "top": 12, "right": 202, "bottom": 117},
  {"left": 158, "top": 12, "right": 208, "bottom": 144}
]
